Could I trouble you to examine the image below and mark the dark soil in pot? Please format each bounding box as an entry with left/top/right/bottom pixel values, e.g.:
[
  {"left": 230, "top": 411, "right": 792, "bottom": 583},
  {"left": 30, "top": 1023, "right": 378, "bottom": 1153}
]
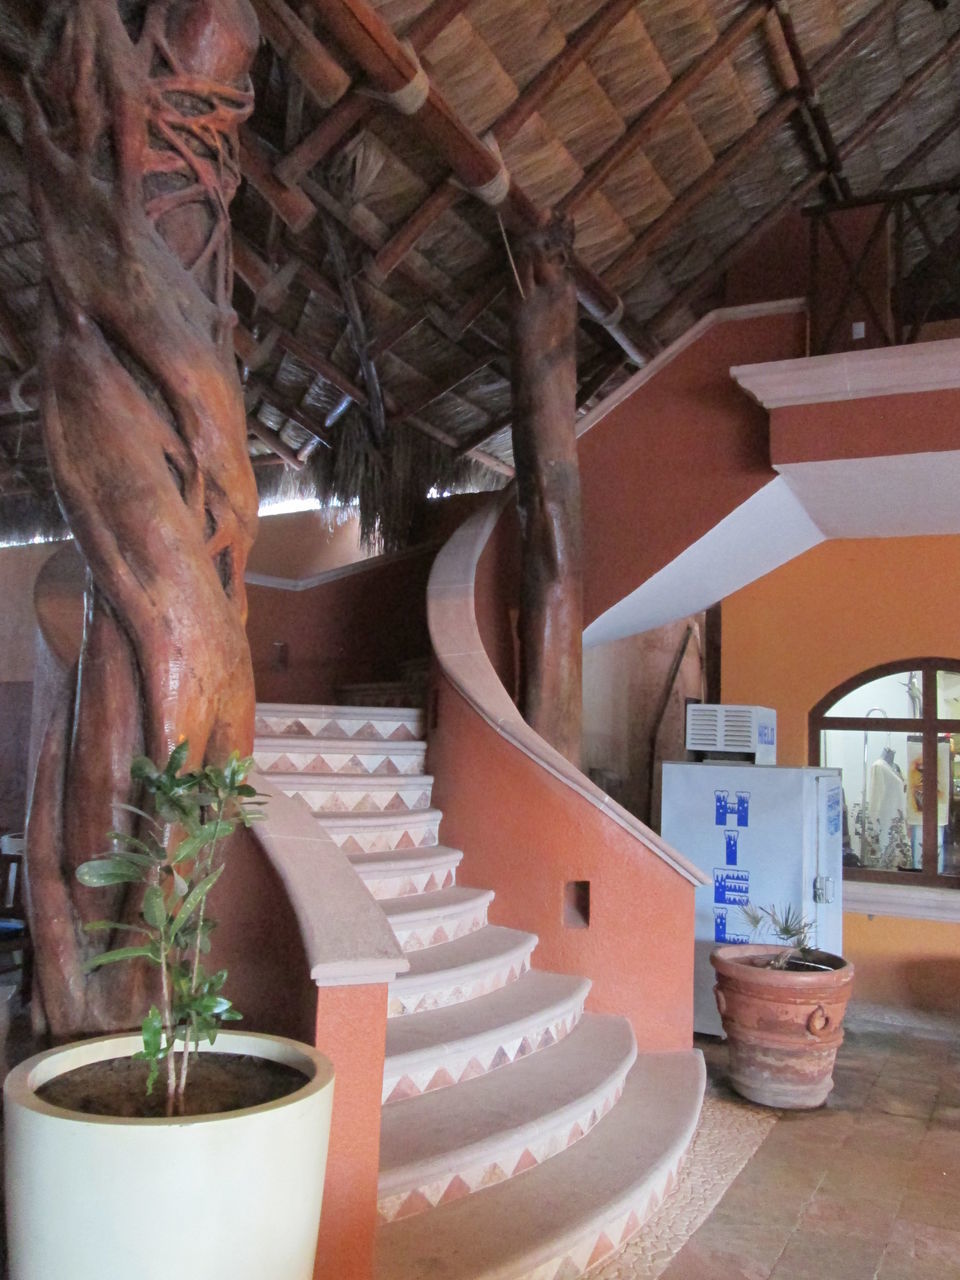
[{"left": 36, "top": 1053, "right": 308, "bottom": 1117}]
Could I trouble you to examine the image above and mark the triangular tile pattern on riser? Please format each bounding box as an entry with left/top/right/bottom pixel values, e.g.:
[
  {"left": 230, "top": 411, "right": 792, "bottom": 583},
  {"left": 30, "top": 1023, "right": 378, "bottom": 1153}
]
[{"left": 254, "top": 700, "right": 704, "bottom": 1279}]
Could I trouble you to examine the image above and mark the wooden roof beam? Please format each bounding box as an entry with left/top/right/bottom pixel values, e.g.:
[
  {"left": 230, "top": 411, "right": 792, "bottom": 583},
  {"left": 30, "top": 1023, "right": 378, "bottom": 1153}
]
[
  {"left": 367, "top": 0, "right": 636, "bottom": 283},
  {"left": 648, "top": 18, "right": 959, "bottom": 335},
  {"left": 301, "top": 0, "right": 654, "bottom": 366},
  {"left": 274, "top": 0, "right": 473, "bottom": 189},
  {"left": 559, "top": 0, "right": 769, "bottom": 216},
  {"left": 604, "top": 90, "right": 802, "bottom": 286},
  {"left": 884, "top": 104, "right": 960, "bottom": 187},
  {"left": 768, "top": 0, "right": 850, "bottom": 200},
  {"left": 247, "top": 417, "right": 307, "bottom": 469},
  {"left": 604, "top": 0, "right": 928, "bottom": 290},
  {"left": 249, "top": 0, "right": 350, "bottom": 108},
  {"left": 837, "top": 25, "right": 960, "bottom": 163}
]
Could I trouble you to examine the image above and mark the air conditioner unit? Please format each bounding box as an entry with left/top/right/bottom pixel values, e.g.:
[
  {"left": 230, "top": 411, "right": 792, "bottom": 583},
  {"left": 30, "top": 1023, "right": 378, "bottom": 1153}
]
[{"left": 685, "top": 704, "right": 777, "bottom": 765}]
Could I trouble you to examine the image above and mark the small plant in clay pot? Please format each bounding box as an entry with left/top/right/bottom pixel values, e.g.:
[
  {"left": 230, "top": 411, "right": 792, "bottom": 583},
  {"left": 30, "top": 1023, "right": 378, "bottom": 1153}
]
[
  {"left": 739, "top": 902, "right": 836, "bottom": 973},
  {"left": 711, "top": 901, "right": 855, "bottom": 1110}
]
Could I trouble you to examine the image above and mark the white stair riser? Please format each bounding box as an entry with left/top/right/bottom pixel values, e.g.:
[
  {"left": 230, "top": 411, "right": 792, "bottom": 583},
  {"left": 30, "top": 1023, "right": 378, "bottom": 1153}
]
[
  {"left": 356, "top": 861, "right": 458, "bottom": 901},
  {"left": 323, "top": 813, "right": 441, "bottom": 854},
  {"left": 254, "top": 744, "right": 427, "bottom": 777},
  {"left": 388, "top": 949, "right": 532, "bottom": 1019},
  {"left": 272, "top": 779, "right": 433, "bottom": 815},
  {"left": 255, "top": 710, "right": 423, "bottom": 742},
  {"left": 388, "top": 902, "right": 490, "bottom": 954},
  {"left": 383, "top": 1002, "right": 587, "bottom": 1104},
  {"left": 377, "top": 1078, "right": 628, "bottom": 1224}
]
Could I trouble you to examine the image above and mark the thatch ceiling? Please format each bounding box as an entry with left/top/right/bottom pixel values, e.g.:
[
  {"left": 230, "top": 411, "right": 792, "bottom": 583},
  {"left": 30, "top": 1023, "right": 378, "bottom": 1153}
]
[{"left": 0, "top": 0, "right": 958, "bottom": 545}]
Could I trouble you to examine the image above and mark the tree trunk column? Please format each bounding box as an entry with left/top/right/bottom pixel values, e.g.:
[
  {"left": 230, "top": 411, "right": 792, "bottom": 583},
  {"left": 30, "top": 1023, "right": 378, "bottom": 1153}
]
[{"left": 509, "top": 218, "right": 583, "bottom": 766}]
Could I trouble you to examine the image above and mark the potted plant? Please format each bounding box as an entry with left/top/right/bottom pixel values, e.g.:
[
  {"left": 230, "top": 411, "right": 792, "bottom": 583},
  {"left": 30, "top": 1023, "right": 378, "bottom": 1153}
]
[
  {"left": 4, "top": 745, "right": 335, "bottom": 1280},
  {"left": 711, "top": 903, "right": 855, "bottom": 1109}
]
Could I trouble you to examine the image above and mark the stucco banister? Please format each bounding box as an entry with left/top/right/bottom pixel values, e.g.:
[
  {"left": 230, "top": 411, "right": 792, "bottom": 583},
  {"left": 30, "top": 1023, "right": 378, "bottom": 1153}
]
[
  {"left": 427, "top": 489, "right": 708, "bottom": 890},
  {"left": 250, "top": 775, "right": 407, "bottom": 986}
]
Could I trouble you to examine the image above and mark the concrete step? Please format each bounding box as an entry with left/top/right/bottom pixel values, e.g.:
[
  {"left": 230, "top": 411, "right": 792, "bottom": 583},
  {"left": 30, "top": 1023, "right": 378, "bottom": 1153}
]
[
  {"left": 377, "top": 1014, "right": 637, "bottom": 1223},
  {"left": 253, "top": 736, "right": 427, "bottom": 777},
  {"left": 381, "top": 886, "right": 494, "bottom": 953},
  {"left": 318, "top": 808, "right": 442, "bottom": 854},
  {"left": 382, "top": 971, "right": 591, "bottom": 1103},
  {"left": 348, "top": 846, "right": 463, "bottom": 900},
  {"left": 375, "top": 1050, "right": 706, "bottom": 1280},
  {"left": 389, "top": 927, "right": 538, "bottom": 1019},
  {"left": 254, "top": 703, "right": 423, "bottom": 742},
  {"left": 266, "top": 772, "right": 434, "bottom": 815}
]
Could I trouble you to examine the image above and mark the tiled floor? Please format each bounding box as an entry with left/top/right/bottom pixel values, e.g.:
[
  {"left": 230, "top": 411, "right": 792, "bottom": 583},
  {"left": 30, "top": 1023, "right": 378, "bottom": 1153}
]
[{"left": 661, "top": 1020, "right": 960, "bottom": 1280}]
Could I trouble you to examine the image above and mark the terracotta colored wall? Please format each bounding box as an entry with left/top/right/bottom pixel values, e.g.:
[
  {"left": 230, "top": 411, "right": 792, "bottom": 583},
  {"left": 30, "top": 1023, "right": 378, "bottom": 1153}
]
[
  {"left": 247, "top": 547, "right": 436, "bottom": 703},
  {"left": 578, "top": 309, "right": 805, "bottom": 624},
  {"left": 725, "top": 211, "right": 809, "bottom": 308},
  {"left": 772, "top": 388, "right": 960, "bottom": 463},
  {"left": 312, "top": 984, "right": 388, "bottom": 1280},
  {"left": 721, "top": 534, "right": 960, "bottom": 1013},
  {"left": 428, "top": 676, "right": 696, "bottom": 1051}
]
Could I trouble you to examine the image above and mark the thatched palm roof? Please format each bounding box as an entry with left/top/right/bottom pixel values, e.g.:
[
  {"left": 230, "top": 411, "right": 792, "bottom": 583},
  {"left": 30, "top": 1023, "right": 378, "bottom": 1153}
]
[{"left": 0, "top": 0, "right": 958, "bottom": 545}]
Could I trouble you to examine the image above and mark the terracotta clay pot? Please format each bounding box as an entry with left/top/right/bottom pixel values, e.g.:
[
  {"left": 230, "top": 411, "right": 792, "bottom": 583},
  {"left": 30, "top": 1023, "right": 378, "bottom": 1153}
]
[{"left": 711, "top": 944, "right": 855, "bottom": 1109}]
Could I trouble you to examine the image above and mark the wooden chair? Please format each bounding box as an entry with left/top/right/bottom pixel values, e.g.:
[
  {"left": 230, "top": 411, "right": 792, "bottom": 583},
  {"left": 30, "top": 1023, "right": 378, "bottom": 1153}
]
[{"left": 0, "top": 841, "right": 32, "bottom": 999}]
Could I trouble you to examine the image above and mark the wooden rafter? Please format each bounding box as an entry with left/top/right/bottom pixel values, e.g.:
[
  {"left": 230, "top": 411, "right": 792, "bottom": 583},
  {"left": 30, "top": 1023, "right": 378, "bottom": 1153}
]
[
  {"left": 301, "top": 0, "right": 654, "bottom": 367},
  {"left": 274, "top": 0, "right": 473, "bottom": 189}
]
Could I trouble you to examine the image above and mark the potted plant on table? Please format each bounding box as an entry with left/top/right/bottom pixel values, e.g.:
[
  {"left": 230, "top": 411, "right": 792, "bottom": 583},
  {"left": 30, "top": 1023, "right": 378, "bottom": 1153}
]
[
  {"left": 711, "top": 903, "right": 855, "bottom": 1110},
  {"left": 4, "top": 745, "right": 335, "bottom": 1280}
]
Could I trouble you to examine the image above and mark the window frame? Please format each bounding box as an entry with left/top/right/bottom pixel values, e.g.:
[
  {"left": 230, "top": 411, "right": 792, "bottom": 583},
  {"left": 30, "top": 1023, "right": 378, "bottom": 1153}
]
[{"left": 809, "top": 658, "right": 960, "bottom": 888}]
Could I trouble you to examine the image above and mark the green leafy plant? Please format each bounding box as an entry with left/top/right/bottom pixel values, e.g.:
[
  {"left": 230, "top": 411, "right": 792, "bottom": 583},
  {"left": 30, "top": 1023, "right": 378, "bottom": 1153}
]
[
  {"left": 76, "top": 742, "right": 264, "bottom": 1115},
  {"left": 740, "top": 902, "right": 813, "bottom": 970}
]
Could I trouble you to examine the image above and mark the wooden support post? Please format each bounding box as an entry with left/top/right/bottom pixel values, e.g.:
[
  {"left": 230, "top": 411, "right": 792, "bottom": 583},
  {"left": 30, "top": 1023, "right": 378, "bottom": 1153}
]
[
  {"left": 25, "top": 0, "right": 260, "bottom": 1037},
  {"left": 510, "top": 220, "right": 582, "bottom": 765}
]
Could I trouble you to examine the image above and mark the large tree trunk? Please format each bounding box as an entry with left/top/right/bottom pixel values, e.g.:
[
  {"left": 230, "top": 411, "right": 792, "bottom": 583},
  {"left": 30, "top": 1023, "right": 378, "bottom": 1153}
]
[
  {"left": 509, "top": 218, "right": 583, "bottom": 766},
  {"left": 25, "top": 0, "right": 259, "bottom": 1038}
]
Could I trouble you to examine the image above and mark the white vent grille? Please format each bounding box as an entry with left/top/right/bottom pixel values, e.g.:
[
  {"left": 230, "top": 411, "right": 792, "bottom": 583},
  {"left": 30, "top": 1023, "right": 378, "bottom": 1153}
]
[{"left": 685, "top": 705, "right": 777, "bottom": 764}]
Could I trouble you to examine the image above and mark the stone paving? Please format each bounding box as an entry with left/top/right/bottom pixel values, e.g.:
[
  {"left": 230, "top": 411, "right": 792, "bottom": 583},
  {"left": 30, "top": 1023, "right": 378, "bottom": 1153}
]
[{"left": 638, "top": 1018, "right": 960, "bottom": 1280}]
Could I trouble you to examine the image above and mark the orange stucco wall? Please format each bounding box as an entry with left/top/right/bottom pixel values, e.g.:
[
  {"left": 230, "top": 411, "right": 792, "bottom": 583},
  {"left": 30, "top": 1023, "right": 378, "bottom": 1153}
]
[
  {"left": 722, "top": 534, "right": 960, "bottom": 1013},
  {"left": 428, "top": 675, "right": 696, "bottom": 1051},
  {"left": 312, "top": 984, "right": 388, "bottom": 1280},
  {"left": 579, "top": 309, "right": 805, "bottom": 624}
]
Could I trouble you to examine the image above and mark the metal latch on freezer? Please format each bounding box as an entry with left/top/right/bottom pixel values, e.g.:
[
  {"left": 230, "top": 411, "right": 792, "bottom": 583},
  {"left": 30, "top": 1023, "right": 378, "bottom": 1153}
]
[{"left": 813, "top": 875, "right": 835, "bottom": 905}]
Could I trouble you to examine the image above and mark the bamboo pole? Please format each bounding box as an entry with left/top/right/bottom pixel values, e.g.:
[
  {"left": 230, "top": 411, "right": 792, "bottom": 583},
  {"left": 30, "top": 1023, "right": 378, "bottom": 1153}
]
[
  {"left": 250, "top": 0, "right": 350, "bottom": 107},
  {"left": 275, "top": 0, "right": 473, "bottom": 188},
  {"left": 302, "top": 0, "right": 653, "bottom": 366},
  {"left": 368, "top": 0, "right": 636, "bottom": 282}
]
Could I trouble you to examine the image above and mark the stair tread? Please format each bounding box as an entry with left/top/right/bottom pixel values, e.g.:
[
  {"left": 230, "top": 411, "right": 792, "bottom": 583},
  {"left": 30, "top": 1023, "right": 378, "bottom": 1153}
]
[
  {"left": 254, "top": 735, "right": 426, "bottom": 753},
  {"left": 349, "top": 845, "right": 463, "bottom": 872},
  {"left": 264, "top": 772, "right": 433, "bottom": 789},
  {"left": 256, "top": 702, "right": 424, "bottom": 718},
  {"left": 381, "top": 886, "right": 494, "bottom": 924},
  {"left": 317, "top": 808, "right": 442, "bottom": 828},
  {"left": 375, "top": 1051, "right": 706, "bottom": 1280},
  {"left": 379, "top": 1014, "right": 636, "bottom": 1189},
  {"left": 384, "top": 971, "right": 590, "bottom": 1068},
  {"left": 393, "top": 927, "right": 537, "bottom": 986}
]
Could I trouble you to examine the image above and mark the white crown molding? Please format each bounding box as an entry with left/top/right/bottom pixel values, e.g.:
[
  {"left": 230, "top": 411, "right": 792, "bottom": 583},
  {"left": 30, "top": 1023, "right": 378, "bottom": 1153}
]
[
  {"left": 732, "top": 337, "right": 960, "bottom": 409},
  {"left": 575, "top": 297, "right": 807, "bottom": 440},
  {"left": 844, "top": 879, "right": 960, "bottom": 924},
  {"left": 245, "top": 538, "right": 443, "bottom": 591}
]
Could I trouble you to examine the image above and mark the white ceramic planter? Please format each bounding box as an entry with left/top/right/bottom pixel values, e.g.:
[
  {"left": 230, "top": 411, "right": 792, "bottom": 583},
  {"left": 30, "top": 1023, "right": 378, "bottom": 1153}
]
[{"left": 4, "top": 1030, "right": 334, "bottom": 1280}]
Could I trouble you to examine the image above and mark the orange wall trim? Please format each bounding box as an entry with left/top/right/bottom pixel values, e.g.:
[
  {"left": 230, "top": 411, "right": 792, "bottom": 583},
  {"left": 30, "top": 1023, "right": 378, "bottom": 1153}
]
[
  {"left": 722, "top": 534, "right": 960, "bottom": 1012},
  {"left": 429, "top": 674, "right": 696, "bottom": 1052},
  {"left": 313, "top": 984, "right": 388, "bottom": 1280}
]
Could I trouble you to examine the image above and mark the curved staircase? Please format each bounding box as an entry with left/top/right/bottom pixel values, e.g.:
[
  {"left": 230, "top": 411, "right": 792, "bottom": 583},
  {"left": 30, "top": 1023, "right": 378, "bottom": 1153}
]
[{"left": 253, "top": 695, "right": 705, "bottom": 1280}]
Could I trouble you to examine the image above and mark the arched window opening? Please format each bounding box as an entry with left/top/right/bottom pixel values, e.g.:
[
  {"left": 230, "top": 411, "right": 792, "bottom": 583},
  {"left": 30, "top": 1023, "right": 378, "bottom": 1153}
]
[{"left": 809, "top": 660, "right": 960, "bottom": 887}]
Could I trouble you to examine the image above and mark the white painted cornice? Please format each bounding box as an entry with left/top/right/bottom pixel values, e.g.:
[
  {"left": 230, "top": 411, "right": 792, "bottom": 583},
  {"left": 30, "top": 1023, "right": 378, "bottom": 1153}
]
[{"left": 732, "top": 337, "right": 960, "bottom": 409}]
